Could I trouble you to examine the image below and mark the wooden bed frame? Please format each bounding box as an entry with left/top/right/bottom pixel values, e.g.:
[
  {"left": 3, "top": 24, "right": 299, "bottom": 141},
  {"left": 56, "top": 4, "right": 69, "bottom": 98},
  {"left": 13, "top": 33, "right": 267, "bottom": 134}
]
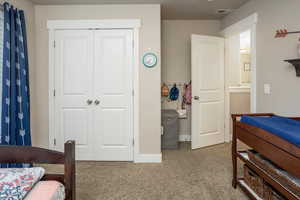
[
  {"left": 0, "top": 140, "right": 75, "bottom": 200},
  {"left": 232, "top": 113, "right": 300, "bottom": 200}
]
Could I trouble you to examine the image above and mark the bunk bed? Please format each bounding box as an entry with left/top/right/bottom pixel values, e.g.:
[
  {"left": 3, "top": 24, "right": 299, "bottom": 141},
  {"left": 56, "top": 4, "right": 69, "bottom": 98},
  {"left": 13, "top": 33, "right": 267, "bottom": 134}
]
[
  {"left": 232, "top": 113, "right": 300, "bottom": 200},
  {"left": 0, "top": 140, "right": 75, "bottom": 200}
]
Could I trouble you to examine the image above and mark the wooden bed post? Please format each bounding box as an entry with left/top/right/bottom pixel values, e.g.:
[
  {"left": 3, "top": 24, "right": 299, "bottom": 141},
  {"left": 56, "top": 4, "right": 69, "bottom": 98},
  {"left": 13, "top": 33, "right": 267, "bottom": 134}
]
[
  {"left": 231, "top": 115, "right": 238, "bottom": 188},
  {"left": 65, "top": 140, "right": 76, "bottom": 200},
  {"left": 0, "top": 140, "right": 76, "bottom": 199},
  {"left": 231, "top": 113, "right": 274, "bottom": 190}
]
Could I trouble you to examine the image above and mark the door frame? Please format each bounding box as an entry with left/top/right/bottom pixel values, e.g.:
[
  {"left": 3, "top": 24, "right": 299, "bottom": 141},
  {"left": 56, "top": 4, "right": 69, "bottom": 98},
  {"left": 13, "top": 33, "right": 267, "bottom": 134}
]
[
  {"left": 47, "top": 19, "right": 141, "bottom": 162},
  {"left": 220, "top": 13, "right": 258, "bottom": 142}
]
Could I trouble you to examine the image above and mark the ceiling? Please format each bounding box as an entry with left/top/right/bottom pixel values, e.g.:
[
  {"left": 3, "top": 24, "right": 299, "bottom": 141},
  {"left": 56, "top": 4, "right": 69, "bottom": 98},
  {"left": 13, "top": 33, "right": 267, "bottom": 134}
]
[{"left": 29, "top": 0, "right": 250, "bottom": 20}]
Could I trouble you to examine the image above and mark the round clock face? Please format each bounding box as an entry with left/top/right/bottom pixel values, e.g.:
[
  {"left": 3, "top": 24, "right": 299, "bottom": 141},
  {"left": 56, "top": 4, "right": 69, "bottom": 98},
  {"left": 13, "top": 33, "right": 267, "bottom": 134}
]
[{"left": 143, "top": 53, "right": 157, "bottom": 68}]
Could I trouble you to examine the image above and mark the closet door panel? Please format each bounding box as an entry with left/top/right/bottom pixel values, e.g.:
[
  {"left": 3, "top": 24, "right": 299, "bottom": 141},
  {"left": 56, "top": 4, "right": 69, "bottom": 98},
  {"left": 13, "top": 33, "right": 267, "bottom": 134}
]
[
  {"left": 62, "top": 38, "right": 89, "bottom": 94},
  {"left": 63, "top": 109, "right": 88, "bottom": 145},
  {"left": 94, "top": 30, "right": 131, "bottom": 107},
  {"left": 93, "top": 30, "right": 133, "bottom": 161},
  {"left": 54, "top": 30, "right": 94, "bottom": 160},
  {"left": 96, "top": 108, "right": 129, "bottom": 146}
]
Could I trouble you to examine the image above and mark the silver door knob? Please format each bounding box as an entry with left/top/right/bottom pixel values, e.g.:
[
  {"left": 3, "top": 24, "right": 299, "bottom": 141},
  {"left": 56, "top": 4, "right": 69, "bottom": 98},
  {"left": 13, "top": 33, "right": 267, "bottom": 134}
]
[
  {"left": 87, "top": 99, "right": 93, "bottom": 105},
  {"left": 94, "top": 100, "right": 100, "bottom": 105},
  {"left": 194, "top": 96, "right": 200, "bottom": 100}
]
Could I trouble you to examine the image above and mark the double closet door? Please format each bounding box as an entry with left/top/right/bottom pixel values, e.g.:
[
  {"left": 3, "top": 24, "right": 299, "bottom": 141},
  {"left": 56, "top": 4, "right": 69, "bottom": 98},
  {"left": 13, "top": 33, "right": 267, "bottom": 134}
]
[{"left": 54, "top": 29, "right": 134, "bottom": 161}]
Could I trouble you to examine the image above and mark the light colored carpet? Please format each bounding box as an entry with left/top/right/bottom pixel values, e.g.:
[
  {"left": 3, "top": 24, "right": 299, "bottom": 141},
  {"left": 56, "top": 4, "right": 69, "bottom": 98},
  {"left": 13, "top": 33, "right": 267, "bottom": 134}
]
[{"left": 42, "top": 142, "right": 247, "bottom": 200}]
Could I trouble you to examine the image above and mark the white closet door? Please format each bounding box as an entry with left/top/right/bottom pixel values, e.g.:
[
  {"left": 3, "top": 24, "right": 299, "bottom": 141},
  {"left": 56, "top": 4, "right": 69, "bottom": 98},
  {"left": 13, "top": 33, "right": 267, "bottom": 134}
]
[
  {"left": 54, "top": 30, "right": 94, "bottom": 160},
  {"left": 93, "top": 30, "right": 133, "bottom": 161}
]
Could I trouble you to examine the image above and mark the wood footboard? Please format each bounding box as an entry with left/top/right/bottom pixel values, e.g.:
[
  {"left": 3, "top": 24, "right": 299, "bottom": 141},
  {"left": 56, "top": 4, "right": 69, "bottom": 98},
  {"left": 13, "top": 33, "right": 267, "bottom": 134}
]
[
  {"left": 0, "top": 140, "right": 75, "bottom": 200},
  {"left": 232, "top": 113, "right": 300, "bottom": 200},
  {"left": 231, "top": 113, "right": 275, "bottom": 188}
]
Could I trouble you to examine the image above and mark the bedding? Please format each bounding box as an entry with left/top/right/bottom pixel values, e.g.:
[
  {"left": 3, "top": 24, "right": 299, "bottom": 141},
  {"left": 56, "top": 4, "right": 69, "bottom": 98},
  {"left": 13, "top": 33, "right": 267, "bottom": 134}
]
[
  {"left": 25, "top": 181, "right": 65, "bottom": 200},
  {"left": 0, "top": 167, "right": 45, "bottom": 200},
  {"left": 241, "top": 116, "right": 300, "bottom": 147}
]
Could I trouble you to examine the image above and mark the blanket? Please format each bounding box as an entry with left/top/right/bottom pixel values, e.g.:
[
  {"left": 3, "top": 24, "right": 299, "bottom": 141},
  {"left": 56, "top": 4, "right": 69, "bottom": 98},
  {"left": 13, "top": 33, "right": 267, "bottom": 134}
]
[
  {"left": 0, "top": 167, "right": 45, "bottom": 200},
  {"left": 241, "top": 116, "right": 300, "bottom": 147}
]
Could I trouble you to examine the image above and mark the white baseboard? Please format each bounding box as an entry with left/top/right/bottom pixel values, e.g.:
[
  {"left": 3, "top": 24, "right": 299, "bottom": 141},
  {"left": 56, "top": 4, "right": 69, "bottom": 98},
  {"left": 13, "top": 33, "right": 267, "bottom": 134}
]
[
  {"left": 134, "top": 153, "right": 162, "bottom": 163},
  {"left": 179, "top": 135, "right": 191, "bottom": 142}
]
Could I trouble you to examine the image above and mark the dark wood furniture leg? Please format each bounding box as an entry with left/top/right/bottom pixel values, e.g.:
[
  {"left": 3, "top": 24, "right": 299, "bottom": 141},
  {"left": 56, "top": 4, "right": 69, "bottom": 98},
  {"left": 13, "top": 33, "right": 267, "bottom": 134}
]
[
  {"left": 65, "top": 140, "right": 76, "bottom": 200},
  {"left": 232, "top": 116, "right": 237, "bottom": 188}
]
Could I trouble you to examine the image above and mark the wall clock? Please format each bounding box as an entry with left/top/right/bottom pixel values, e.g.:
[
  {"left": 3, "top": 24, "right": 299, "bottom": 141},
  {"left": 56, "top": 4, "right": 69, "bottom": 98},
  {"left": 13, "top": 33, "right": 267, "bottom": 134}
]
[{"left": 143, "top": 53, "right": 158, "bottom": 68}]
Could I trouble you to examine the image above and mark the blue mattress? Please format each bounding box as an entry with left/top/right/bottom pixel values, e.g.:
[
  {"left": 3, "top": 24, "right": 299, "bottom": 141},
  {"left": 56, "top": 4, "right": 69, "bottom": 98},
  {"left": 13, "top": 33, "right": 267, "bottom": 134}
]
[{"left": 241, "top": 116, "right": 300, "bottom": 147}]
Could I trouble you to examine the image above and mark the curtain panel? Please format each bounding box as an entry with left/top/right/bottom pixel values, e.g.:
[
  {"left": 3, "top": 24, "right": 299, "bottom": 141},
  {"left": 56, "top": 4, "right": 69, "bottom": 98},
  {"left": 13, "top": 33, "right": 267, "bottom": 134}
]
[{"left": 0, "top": 3, "right": 31, "bottom": 168}]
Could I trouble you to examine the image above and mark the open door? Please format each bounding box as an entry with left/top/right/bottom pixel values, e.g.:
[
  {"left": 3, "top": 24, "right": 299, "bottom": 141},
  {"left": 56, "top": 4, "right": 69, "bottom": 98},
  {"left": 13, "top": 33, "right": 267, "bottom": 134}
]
[{"left": 191, "top": 34, "right": 225, "bottom": 150}]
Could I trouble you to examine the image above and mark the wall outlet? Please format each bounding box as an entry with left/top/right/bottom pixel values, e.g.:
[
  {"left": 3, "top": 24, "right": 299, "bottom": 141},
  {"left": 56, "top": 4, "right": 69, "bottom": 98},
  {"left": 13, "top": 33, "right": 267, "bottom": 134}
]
[{"left": 264, "top": 84, "right": 271, "bottom": 95}]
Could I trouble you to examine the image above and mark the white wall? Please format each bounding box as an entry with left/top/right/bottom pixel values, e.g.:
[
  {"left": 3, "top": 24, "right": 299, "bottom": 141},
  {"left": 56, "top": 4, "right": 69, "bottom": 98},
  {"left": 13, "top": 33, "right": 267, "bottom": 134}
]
[
  {"left": 226, "top": 34, "right": 241, "bottom": 87},
  {"left": 161, "top": 20, "right": 220, "bottom": 138},
  {"left": 222, "top": 0, "right": 300, "bottom": 116},
  {"left": 229, "top": 92, "right": 250, "bottom": 135},
  {"left": 8, "top": 0, "right": 36, "bottom": 144},
  {"left": 162, "top": 20, "right": 221, "bottom": 83},
  {"left": 34, "top": 4, "right": 161, "bottom": 155},
  {"left": 227, "top": 33, "right": 251, "bottom": 87},
  {"left": 240, "top": 53, "right": 251, "bottom": 84}
]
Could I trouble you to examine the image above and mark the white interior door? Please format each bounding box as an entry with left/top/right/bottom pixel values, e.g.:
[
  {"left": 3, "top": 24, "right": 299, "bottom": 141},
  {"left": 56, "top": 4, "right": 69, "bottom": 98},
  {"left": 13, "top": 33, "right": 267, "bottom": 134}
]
[
  {"left": 191, "top": 34, "right": 225, "bottom": 150},
  {"left": 54, "top": 30, "right": 94, "bottom": 160},
  {"left": 93, "top": 30, "right": 133, "bottom": 161},
  {"left": 54, "top": 29, "right": 133, "bottom": 161}
]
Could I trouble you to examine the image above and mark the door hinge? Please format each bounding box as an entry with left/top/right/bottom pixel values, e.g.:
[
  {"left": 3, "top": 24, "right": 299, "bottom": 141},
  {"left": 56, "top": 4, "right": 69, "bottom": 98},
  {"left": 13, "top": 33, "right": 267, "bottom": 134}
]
[
  {"left": 54, "top": 138, "right": 56, "bottom": 146},
  {"left": 132, "top": 40, "right": 134, "bottom": 48},
  {"left": 132, "top": 139, "right": 135, "bottom": 146},
  {"left": 132, "top": 90, "right": 134, "bottom": 96},
  {"left": 53, "top": 40, "right": 56, "bottom": 48},
  {"left": 53, "top": 89, "right": 56, "bottom": 97}
]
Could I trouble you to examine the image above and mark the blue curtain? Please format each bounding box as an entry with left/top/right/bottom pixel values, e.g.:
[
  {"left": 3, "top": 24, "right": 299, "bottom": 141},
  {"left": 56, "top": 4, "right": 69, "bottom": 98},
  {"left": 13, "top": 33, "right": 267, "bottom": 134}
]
[{"left": 0, "top": 3, "right": 31, "bottom": 168}]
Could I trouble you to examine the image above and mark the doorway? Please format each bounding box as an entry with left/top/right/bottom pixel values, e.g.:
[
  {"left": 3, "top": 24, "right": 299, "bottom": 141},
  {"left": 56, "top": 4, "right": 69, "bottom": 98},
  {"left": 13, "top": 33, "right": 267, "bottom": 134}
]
[
  {"left": 190, "top": 14, "right": 257, "bottom": 148},
  {"left": 222, "top": 13, "right": 258, "bottom": 142},
  {"left": 161, "top": 15, "right": 257, "bottom": 152}
]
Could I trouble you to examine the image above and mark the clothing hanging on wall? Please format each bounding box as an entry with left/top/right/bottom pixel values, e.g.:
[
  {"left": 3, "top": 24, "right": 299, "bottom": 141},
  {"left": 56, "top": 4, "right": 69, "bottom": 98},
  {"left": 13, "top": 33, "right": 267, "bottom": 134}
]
[
  {"left": 183, "top": 81, "right": 192, "bottom": 106},
  {"left": 169, "top": 84, "right": 179, "bottom": 101},
  {"left": 161, "top": 83, "right": 169, "bottom": 97}
]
